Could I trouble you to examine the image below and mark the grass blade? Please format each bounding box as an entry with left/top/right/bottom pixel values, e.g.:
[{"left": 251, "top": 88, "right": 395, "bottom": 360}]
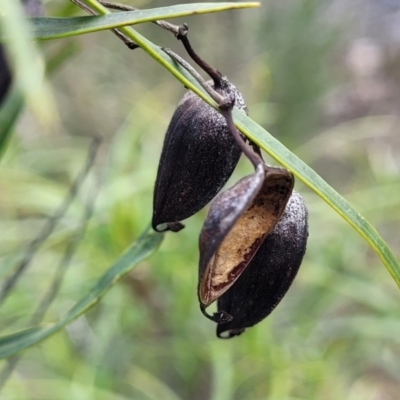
[
  {"left": 0, "top": 227, "right": 163, "bottom": 359},
  {"left": 0, "top": 0, "right": 56, "bottom": 125},
  {"left": 83, "top": 0, "right": 400, "bottom": 288},
  {"left": 0, "top": 3, "right": 259, "bottom": 41},
  {"left": 233, "top": 110, "right": 400, "bottom": 288},
  {"left": 0, "top": 88, "right": 23, "bottom": 157}
]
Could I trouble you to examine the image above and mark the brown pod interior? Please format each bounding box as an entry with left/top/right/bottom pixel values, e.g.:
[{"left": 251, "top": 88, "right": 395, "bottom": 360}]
[
  {"left": 198, "top": 164, "right": 294, "bottom": 315},
  {"left": 216, "top": 191, "right": 308, "bottom": 338}
]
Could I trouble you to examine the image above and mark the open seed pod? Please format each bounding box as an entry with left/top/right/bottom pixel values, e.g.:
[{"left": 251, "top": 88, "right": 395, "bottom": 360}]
[
  {"left": 216, "top": 191, "right": 308, "bottom": 338},
  {"left": 198, "top": 163, "right": 294, "bottom": 321},
  {"left": 152, "top": 77, "right": 247, "bottom": 232}
]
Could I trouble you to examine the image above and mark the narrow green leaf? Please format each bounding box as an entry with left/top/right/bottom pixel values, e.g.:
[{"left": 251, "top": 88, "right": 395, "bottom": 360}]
[
  {"left": 232, "top": 110, "right": 400, "bottom": 288},
  {"left": 0, "top": 3, "right": 259, "bottom": 41},
  {"left": 0, "top": 0, "right": 56, "bottom": 125},
  {"left": 83, "top": 2, "right": 400, "bottom": 288},
  {"left": 0, "top": 42, "right": 78, "bottom": 158},
  {"left": 0, "top": 88, "right": 23, "bottom": 157},
  {"left": 0, "top": 227, "right": 163, "bottom": 359}
]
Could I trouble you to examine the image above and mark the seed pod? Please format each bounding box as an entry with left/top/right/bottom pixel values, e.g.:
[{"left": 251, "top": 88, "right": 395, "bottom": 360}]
[
  {"left": 152, "top": 77, "right": 247, "bottom": 232},
  {"left": 0, "top": 0, "right": 44, "bottom": 105},
  {"left": 0, "top": 49, "right": 12, "bottom": 106},
  {"left": 216, "top": 191, "right": 308, "bottom": 338},
  {"left": 198, "top": 163, "right": 294, "bottom": 321}
]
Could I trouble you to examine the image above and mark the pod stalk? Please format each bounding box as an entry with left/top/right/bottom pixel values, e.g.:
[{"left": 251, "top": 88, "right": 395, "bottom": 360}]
[
  {"left": 200, "top": 305, "right": 233, "bottom": 324},
  {"left": 220, "top": 103, "right": 263, "bottom": 169},
  {"left": 177, "top": 24, "right": 223, "bottom": 89}
]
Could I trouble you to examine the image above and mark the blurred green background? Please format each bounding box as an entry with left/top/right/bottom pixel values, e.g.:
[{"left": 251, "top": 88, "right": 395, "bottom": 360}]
[{"left": 1, "top": 0, "right": 400, "bottom": 399}]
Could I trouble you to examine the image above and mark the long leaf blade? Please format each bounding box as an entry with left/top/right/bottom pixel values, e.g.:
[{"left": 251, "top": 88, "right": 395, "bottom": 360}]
[
  {"left": 0, "top": 3, "right": 259, "bottom": 41},
  {"left": 0, "top": 227, "right": 163, "bottom": 359},
  {"left": 84, "top": 8, "right": 400, "bottom": 288},
  {"left": 0, "top": 88, "right": 24, "bottom": 157},
  {"left": 232, "top": 110, "right": 400, "bottom": 288}
]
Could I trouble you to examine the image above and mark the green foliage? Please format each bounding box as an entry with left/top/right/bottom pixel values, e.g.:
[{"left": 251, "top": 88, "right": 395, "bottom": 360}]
[
  {"left": 0, "top": 1, "right": 399, "bottom": 399},
  {"left": 0, "top": 3, "right": 259, "bottom": 40},
  {"left": 0, "top": 89, "right": 23, "bottom": 155},
  {"left": 65, "top": 0, "right": 400, "bottom": 285},
  {"left": 0, "top": 227, "right": 163, "bottom": 359}
]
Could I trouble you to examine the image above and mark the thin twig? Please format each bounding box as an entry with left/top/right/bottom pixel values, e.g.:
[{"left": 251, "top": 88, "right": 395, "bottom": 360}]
[
  {"left": 176, "top": 24, "right": 222, "bottom": 88},
  {"left": 162, "top": 48, "right": 261, "bottom": 168},
  {"left": 71, "top": 0, "right": 181, "bottom": 47},
  {"left": 98, "top": 1, "right": 180, "bottom": 35},
  {"left": 172, "top": 24, "right": 264, "bottom": 160},
  {"left": 70, "top": 1, "right": 226, "bottom": 108},
  {"left": 70, "top": 0, "right": 139, "bottom": 49},
  {"left": 0, "top": 137, "right": 101, "bottom": 307},
  {"left": 95, "top": 2, "right": 222, "bottom": 91},
  {"left": 221, "top": 107, "right": 263, "bottom": 169},
  {"left": 69, "top": 1, "right": 261, "bottom": 164},
  {"left": 162, "top": 48, "right": 226, "bottom": 106}
]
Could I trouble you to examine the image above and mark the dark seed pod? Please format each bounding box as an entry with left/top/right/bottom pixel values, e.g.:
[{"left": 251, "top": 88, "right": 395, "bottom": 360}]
[
  {"left": 0, "top": 48, "right": 12, "bottom": 106},
  {"left": 152, "top": 77, "right": 248, "bottom": 232},
  {"left": 0, "top": 0, "right": 44, "bottom": 105},
  {"left": 216, "top": 191, "right": 308, "bottom": 338},
  {"left": 198, "top": 163, "right": 294, "bottom": 320}
]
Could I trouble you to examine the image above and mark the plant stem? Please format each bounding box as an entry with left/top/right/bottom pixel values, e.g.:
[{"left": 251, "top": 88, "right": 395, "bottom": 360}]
[
  {"left": 72, "top": 0, "right": 400, "bottom": 288},
  {"left": 70, "top": 0, "right": 138, "bottom": 48},
  {"left": 176, "top": 24, "right": 222, "bottom": 88},
  {"left": 221, "top": 106, "right": 262, "bottom": 169},
  {"left": 98, "top": 0, "right": 180, "bottom": 35},
  {"left": 162, "top": 48, "right": 225, "bottom": 105}
]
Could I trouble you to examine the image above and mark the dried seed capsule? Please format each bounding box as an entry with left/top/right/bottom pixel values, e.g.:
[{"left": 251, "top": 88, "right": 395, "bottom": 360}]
[
  {"left": 152, "top": 77, "right": 247, "bottom": 232},
  {"left": 198, "top": 163, "right": 294, "bottom": 321},
  {"left": 216, "top": 191, "right": 308, "bottom": 338}
]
